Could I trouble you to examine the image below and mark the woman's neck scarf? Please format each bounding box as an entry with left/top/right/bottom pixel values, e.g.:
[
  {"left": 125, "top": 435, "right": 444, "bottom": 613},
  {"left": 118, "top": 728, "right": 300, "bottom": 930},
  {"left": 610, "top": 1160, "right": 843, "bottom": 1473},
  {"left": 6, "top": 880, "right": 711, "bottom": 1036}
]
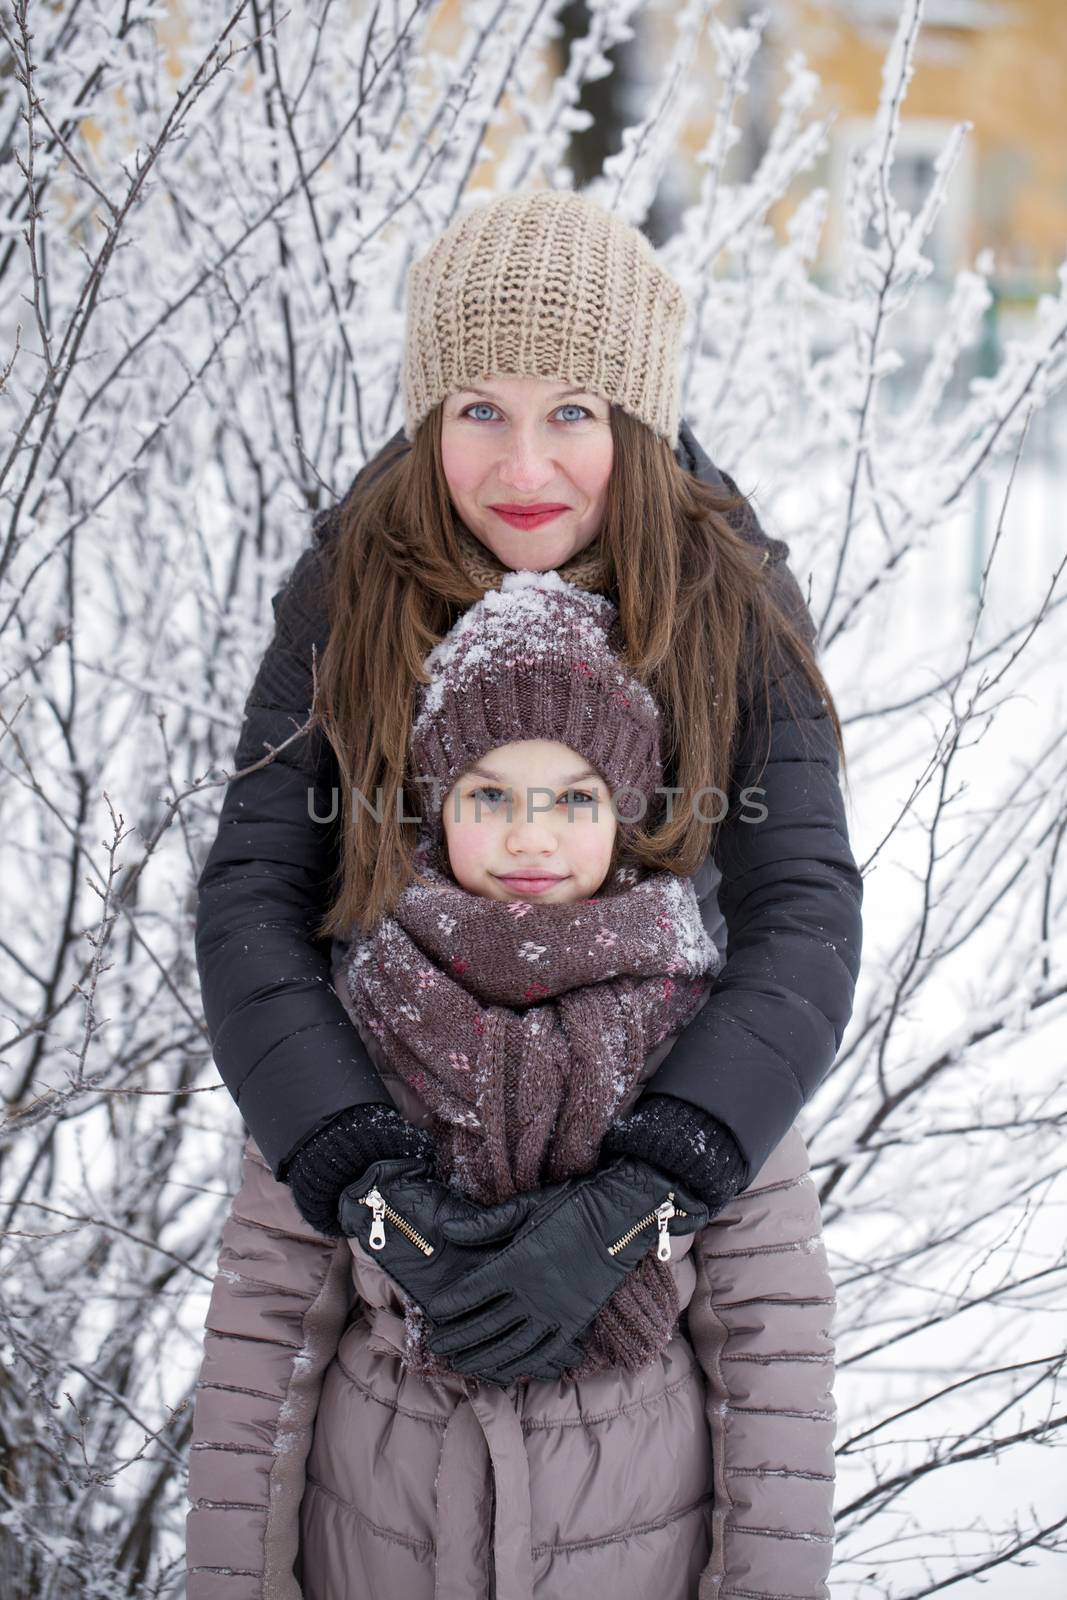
[{"left": 453, "top": 521, "right": 610, "bottom": 596}]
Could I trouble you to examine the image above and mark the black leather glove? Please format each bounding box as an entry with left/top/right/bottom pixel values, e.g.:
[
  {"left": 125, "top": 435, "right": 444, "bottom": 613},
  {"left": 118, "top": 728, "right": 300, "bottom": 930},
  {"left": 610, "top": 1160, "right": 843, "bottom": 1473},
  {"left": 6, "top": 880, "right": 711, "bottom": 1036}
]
[
  {"left": 422, "top": 1156, "right": 710, "bottom": 1386},
  {"left": 338, "top": 1156, "right": 522, "bottom": 1318}
]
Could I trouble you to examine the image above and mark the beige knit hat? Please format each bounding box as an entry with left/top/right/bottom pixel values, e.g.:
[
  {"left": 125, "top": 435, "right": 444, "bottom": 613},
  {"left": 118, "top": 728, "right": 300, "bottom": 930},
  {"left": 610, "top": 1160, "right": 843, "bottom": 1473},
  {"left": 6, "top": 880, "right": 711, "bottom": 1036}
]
[{"left": 401, "top": 188, "right": 689, "bottom": 448}]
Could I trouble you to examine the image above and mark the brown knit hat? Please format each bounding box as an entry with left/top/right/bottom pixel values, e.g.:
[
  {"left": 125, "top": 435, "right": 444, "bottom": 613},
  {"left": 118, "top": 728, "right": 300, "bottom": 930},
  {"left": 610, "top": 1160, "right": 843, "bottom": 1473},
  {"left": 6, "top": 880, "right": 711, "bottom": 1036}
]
[
  {"left": 409, "top": 571, "right": 664, "bottom": 848},
  {"left": 401, "top": 187, "right": 689, "bottom": 447}
]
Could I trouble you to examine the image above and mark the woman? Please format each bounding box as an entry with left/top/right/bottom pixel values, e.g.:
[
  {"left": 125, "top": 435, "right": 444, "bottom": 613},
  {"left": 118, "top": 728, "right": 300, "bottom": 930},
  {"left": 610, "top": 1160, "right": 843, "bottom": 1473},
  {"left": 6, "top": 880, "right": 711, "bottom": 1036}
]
[{"left": 190, "top": 186, "right": 862, "bottom": 1576}]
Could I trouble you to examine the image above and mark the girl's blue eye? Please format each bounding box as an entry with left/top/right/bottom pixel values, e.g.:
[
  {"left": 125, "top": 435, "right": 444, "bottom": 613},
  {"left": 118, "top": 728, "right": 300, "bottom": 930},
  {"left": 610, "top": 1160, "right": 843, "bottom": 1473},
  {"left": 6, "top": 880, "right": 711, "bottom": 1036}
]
[
  {"left": 460, "top": 402, "right": 593, "bottom": 423},
  {"left": 468, "top": 787, "right": 597, "bottom": 806}
]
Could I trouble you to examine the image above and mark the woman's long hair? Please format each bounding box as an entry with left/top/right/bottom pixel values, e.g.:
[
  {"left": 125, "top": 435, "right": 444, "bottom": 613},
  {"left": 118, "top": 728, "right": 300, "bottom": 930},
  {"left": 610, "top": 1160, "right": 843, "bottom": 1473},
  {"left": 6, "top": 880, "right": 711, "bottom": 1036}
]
[{"left": 311, "top": 403, "right": 850, "bottom": 939}]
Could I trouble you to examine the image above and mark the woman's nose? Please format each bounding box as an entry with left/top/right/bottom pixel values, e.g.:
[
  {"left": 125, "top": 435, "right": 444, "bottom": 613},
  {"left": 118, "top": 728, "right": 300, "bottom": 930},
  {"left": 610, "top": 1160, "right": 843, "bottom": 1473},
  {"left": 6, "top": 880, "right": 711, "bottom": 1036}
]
[{"left": 496, "top": 429, "right": 556, "bottom": 489}]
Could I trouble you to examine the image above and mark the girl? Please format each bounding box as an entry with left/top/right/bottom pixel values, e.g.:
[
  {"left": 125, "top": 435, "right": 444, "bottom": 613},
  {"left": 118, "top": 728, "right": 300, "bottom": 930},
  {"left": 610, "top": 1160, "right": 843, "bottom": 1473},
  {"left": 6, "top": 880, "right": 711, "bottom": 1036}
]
[{"left": 187, "top": 571, "right": 837, "bottom": 1598}]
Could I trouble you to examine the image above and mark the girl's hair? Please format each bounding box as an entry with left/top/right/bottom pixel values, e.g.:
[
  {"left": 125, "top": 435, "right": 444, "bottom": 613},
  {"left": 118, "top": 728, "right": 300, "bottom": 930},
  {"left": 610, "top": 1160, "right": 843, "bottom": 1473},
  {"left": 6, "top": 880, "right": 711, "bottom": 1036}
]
[{"left": 313, "top": 402, "right": 849, "bottom": 939}]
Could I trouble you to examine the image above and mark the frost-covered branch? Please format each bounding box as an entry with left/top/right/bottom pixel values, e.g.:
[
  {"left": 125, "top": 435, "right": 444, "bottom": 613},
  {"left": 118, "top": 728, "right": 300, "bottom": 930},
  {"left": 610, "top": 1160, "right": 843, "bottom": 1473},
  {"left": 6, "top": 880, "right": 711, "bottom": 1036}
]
[{"left": 1, "top": 1, "right": 1065, "bottom": 1594}]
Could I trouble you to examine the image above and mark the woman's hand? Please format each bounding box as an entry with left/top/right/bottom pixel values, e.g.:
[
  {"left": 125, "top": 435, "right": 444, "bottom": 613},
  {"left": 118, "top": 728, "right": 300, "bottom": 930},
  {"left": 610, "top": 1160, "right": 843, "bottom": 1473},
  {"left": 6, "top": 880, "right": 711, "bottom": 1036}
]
[{"left": 421, "top": 1157, "right": 710, "bottom": 1386}]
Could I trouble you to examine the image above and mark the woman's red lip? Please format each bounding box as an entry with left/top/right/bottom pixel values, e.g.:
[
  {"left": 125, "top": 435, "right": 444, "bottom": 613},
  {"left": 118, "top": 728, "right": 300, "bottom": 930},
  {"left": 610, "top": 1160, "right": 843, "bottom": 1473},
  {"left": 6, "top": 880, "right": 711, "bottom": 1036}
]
[
  {"left": 491, "top": 506, "right": 569, "bottom": 529},
  {"left": 490, "top": 504, "right": 569, "bottom": 513}
]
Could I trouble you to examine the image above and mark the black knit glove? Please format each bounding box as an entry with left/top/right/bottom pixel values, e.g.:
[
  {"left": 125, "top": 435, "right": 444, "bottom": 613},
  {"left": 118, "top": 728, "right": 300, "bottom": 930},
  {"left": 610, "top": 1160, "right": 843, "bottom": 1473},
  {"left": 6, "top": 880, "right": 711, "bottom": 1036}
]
[
  {"left": 422, "top": 1156, "right": 710, "bottom": 1386},
  {"left": 286, "top": 1103, "right": 437, "bottom": 1237},
  {"left": 600, "top": 1093, "right": 749, "bottom": 1215}
]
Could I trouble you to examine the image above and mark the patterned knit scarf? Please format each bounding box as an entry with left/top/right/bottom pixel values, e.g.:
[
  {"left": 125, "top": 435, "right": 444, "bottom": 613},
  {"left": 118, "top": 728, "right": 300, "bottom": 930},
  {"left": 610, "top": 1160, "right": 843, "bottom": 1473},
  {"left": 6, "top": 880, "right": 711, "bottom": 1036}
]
[{"left": 337, "top": 849, "right": 723, "bottom": 1380}]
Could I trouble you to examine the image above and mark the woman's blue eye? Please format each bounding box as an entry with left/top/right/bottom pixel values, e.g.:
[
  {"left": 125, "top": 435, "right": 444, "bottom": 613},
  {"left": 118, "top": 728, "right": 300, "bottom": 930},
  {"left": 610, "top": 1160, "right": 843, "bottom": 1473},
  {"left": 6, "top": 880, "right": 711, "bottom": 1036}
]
[
  {"left": 460, "top": 402, "right": 593, "bottom": 423},
  {"left": 561, "top": 790, "right": 597, "bottom": 806}
]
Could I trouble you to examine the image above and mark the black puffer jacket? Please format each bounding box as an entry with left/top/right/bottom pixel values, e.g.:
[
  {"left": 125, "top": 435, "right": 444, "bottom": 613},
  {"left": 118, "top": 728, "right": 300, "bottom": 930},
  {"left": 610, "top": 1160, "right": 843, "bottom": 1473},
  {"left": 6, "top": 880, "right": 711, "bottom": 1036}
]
[{"left": 194, "top": 419, "right": 863, "bottom": 1193}]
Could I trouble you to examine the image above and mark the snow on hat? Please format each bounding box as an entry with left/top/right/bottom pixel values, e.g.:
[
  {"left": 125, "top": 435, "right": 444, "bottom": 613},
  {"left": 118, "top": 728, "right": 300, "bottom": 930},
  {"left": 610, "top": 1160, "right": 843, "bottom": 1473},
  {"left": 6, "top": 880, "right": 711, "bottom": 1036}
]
[{"left": 408, "top": 570, "right": 664, "bottom": 840}]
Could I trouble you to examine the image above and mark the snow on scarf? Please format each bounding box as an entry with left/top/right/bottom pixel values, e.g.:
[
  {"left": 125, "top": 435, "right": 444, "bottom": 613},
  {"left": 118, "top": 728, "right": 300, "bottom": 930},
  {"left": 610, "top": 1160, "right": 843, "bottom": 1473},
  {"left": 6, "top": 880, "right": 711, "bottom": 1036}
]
[{"left": 338, "top": 852, "right": 724, "bottom": 1379}]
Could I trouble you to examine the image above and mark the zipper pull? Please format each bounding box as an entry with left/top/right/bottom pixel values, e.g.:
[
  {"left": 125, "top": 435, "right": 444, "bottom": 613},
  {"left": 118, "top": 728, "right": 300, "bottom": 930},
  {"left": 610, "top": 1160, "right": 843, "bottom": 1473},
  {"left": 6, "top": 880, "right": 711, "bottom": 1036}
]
[
  {"left": 655, "top": 1195, "right": 676, "bottom": 1261},
  {"left": 363, "top": 1187, "right": 387, "bottom": 1250}
]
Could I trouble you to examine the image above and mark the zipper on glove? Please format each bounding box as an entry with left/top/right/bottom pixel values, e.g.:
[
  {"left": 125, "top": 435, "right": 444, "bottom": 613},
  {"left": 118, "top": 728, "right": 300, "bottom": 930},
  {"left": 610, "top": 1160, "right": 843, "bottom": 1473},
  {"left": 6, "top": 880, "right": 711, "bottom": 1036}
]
[
  {"left": 360, "top": 1187, "right": 435, "bottom": 1256},
  {"left": 607, "top": 1195, "right": 685, "bottom": 1262}
]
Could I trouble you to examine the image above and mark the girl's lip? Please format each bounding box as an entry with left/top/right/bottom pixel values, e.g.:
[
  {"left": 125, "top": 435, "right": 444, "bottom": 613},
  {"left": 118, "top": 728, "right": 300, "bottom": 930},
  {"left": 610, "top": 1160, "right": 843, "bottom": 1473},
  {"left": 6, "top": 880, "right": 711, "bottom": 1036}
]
[{"left": 495, "top": 873, "right": 568, "bottom": 893}]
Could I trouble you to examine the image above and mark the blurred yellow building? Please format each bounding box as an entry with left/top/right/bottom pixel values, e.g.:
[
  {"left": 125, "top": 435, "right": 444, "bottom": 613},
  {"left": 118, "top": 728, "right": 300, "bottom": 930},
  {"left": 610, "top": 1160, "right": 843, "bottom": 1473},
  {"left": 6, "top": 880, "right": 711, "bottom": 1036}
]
[
  {"left": 674, "top": 0, "right": 1067, "bottom": 294},
  {"left": 453, "top": 0, "right": 1064, "bottom": 295}
]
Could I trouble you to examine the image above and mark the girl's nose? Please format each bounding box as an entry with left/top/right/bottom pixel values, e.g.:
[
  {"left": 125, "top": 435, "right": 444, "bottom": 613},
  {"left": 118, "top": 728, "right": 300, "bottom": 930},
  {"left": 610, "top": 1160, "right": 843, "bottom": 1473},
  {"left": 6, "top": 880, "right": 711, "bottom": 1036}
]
[{"left": 506, "top": 811, "right": 558, "bottom": 851}]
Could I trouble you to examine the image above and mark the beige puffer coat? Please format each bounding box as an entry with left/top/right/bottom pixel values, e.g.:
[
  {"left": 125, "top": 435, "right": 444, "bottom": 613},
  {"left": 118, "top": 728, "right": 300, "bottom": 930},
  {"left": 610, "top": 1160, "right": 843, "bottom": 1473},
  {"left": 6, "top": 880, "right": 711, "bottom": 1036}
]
[{"left": 186, "top": 1008, "right": 837, "bottom": 1600}]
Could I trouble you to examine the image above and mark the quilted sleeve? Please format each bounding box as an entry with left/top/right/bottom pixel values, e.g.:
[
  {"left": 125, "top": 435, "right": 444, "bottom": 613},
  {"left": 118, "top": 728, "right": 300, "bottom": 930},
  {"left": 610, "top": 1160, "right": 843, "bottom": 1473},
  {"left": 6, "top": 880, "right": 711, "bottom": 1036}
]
[
  {"left": 687, "top": 1126, "right": 836, "bottom": 1598},
  {"left": 194, "top": 498, "right": 396, "bottom": 1177},
  {"left": 186, "top": 1138, "right": 355, "bottom": 1600},
  {"left": 646, "top": 506, "right": 864, "bottom": 1179}
]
